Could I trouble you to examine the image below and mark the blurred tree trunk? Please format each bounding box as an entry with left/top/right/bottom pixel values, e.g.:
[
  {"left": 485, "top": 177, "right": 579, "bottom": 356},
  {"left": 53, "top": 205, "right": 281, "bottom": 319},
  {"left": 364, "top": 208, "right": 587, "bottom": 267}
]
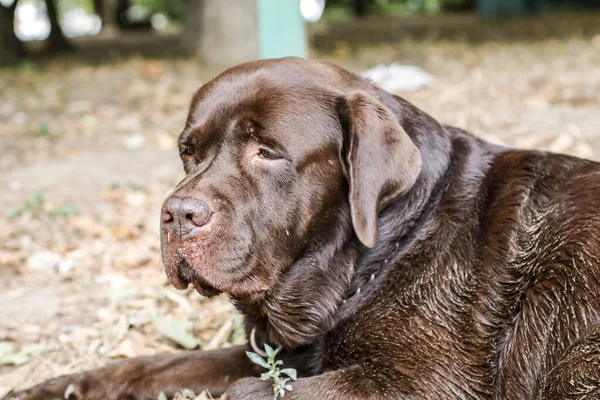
[
  {"left": 93, "top": 0, "right": 104, "bottom": 24},
  {"left": 352, "top": 0, "right": 373, "bottom": 17},
  {"left": 0, "top": 0, "right": 25, "bottom": 65},
  {"left": 183, "top": 0, "right": 260, "bottom": 66},
  {"left": 44, "top": 0, "right": 73, "bottom": 52},
  {"left": 441, "top": 0, "right": 475, "bottom": 12},
  {"left": 94, "top": 0, "right": 118, "bottom": 36}
]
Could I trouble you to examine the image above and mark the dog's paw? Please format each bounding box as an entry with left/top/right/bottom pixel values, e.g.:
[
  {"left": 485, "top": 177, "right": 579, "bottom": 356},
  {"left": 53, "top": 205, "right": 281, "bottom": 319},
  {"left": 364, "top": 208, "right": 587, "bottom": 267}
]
[
  {"left": 2, "top": 375, "right": 82, "bottom": 400},
  {"left": 1, "top": 373, "right": 129, "bottom": 400}
]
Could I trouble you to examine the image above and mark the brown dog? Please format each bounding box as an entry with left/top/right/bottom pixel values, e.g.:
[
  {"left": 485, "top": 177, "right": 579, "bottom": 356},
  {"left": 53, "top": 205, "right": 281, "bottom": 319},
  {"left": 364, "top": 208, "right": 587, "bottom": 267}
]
[{"left": 6, "top": 57, "right": 600, "bottom": 400}]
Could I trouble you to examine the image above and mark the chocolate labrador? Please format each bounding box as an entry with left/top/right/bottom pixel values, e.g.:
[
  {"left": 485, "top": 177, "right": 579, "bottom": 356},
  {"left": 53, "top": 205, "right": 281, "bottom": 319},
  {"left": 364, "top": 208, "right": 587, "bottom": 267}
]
[{"left": 6, "top": 57, "right": 600, "bottom": 400}]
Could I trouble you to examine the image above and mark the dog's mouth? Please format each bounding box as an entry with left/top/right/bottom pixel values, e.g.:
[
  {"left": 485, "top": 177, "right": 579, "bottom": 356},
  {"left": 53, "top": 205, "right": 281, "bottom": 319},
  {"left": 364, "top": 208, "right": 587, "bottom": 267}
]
[
  {"left": 191, "top": 279, "right": 222, "bottom": 298},
  {"left": 165, "top": 254, "right": 270, "bottom": 301},
  {"left": 186, "top": 274, "right": 267, "bottom": 301},
  {"left": 176, "top": 269, "right": 223, "bottom": 298},
  {"left": 164, "top": 255, "right": 222, "bottom": 298}
]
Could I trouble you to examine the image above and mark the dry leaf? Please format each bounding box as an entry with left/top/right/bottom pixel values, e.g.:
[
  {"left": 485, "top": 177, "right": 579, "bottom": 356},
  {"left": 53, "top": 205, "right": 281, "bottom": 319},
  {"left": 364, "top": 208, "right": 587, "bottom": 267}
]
[{"left": 151, "top": 315, "right": 200, "bottom": 350}]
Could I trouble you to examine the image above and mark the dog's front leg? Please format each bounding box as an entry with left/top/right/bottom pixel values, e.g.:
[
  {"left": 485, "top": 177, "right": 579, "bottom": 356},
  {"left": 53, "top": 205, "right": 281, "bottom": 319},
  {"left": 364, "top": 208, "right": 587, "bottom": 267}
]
[
  {"left": 4, "top": 345, "right": 257, "bottom": 400},
  {"left": 225, "top": 365, "right": 396, "bottom": 400}
]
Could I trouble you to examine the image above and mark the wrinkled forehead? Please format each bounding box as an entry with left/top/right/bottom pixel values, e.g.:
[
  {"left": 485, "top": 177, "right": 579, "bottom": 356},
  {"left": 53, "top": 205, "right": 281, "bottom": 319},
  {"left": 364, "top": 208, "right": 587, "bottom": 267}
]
[{"left": 183, "top": 63, "right": 345, "bottom": 155}]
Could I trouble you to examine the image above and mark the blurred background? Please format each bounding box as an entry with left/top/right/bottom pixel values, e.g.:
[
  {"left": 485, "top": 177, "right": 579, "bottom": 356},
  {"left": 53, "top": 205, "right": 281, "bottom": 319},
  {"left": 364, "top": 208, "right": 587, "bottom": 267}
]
[{"left": 1, "top": 0, "right": 599, "bottom": 397}]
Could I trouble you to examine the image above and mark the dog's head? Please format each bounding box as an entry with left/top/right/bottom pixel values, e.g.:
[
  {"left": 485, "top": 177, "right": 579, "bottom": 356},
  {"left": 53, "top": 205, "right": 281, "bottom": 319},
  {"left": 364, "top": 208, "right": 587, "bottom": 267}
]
[{"left": 160, "top": 58, "right": 421, "bottom": 303}]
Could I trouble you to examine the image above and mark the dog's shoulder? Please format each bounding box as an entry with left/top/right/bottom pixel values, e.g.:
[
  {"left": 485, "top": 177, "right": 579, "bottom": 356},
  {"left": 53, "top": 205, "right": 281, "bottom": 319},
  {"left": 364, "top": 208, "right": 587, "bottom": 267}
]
[
  {"left": 481, "top": 146, "right": 600, "bottom": 268},
  {"left": 486, "top": 147, "right": 600, "bottom": 202}
]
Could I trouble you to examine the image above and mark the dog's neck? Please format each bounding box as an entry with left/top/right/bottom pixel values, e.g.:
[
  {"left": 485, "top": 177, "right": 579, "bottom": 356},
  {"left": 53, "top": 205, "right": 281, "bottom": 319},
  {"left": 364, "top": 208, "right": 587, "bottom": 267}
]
[
  {"left": 237, "top": 96, "right": 453, "bottom": 350},
  {"left": 235, "top": 210, "right": 359, "bottom": 348},
  {"left": 343, "top": 95, "right": 454, "bottom": 304}
]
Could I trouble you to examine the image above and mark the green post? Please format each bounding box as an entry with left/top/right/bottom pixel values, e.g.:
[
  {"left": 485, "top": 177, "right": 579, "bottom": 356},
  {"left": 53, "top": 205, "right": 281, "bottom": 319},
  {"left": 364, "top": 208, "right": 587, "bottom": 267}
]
[{"left": 257, "top": 0, "right": 307, "bottom": 59}]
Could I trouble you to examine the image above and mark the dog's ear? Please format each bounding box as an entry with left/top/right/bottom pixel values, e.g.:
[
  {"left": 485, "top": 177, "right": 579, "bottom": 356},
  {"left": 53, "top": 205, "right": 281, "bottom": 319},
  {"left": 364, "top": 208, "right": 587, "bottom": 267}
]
[{"left": 339, "top": 91, "right": 422, "bottom": 248}]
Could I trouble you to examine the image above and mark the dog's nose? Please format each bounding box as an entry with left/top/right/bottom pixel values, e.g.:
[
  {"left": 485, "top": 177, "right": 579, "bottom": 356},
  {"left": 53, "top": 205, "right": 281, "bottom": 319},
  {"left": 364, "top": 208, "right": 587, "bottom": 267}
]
[{"left": 161, "top": 197, "right": 212, "bottom": 232}]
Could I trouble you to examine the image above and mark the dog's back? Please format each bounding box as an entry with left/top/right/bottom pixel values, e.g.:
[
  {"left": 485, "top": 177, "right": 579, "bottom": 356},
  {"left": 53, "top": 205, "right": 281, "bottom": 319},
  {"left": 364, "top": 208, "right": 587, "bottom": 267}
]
[
  {"left": 321, "top": 125, "right": 600, "bottom": 399},
  {"left": 484, "top": 148, "right": 600, "bottom": 398}
]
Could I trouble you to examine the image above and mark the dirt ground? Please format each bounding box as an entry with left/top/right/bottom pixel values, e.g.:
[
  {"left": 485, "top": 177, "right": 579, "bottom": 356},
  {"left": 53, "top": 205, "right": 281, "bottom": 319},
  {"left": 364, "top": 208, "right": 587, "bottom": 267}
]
[{"left": 1, "top": 34, "right": 599, "bottom": 397}]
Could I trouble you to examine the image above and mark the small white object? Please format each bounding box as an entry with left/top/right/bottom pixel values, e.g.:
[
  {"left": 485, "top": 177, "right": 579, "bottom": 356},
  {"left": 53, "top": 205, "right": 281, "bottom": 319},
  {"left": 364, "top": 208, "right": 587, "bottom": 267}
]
[
  {"left": 58, "top": 259, "right": 77, "bottom": 274},
  {"left": 64, "top": 383, "right": 76, "bottom": 399},
  {"left": 300, "top": 0, "right": 325, "bottom": 23},
  {"left": 26, "top": 250, "right": 61, "bottom": 271},
  {"left": 8, "top": 180, "right": 22, "bottom": 192},
  {"left": 362, "top": 63, "right": 434, "bottom": 92},
  {"left": 151, "top": 13, "right": 168, "bottom": 30},
  {"left": 123, "top": 134, "right": 146, "bottom": 149}
]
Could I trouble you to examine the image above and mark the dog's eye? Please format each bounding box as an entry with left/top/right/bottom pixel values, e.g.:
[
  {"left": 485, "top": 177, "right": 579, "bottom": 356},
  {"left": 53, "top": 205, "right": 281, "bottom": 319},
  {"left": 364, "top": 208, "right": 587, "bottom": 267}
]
[
  {"left": 180, "top": 146, "right": 193, "bottom": 158},
  {"left": 258, "top": 148, "right": 280, "bottom": 160}
]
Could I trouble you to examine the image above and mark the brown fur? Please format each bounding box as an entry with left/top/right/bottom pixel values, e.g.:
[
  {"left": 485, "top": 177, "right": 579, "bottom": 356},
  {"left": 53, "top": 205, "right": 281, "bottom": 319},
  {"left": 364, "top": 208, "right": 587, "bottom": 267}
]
[{"left": 6, "top": 57, "right": 600, "bottom": 400}]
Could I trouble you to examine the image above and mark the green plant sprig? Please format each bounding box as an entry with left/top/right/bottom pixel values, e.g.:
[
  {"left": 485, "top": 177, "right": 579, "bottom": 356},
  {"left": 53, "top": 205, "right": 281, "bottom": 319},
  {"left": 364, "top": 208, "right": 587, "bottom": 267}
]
[{"left": 246, "top": 344, "right": 297, "bottom": 399}]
